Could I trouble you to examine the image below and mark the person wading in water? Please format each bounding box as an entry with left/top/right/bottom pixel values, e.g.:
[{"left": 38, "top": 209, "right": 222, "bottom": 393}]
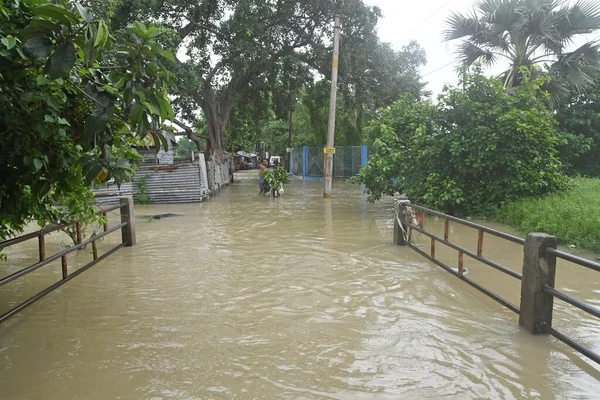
[{"left": 259, "top": 160, "right": 268, "bottom": 196}]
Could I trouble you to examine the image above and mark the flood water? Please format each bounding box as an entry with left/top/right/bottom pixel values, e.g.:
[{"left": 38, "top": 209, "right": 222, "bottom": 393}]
[{"left": 1, "top": 173, "right": 599, "bottom": 399}]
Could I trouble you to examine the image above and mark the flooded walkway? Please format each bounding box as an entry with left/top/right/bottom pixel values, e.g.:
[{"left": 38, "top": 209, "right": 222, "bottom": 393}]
[{"left": 1, "top": 174, "right": 599, "bottom": 399}]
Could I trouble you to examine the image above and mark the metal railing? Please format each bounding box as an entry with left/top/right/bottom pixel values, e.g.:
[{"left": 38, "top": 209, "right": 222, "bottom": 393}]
[
  {"left": 399, "top": 203, "right": 523, "bottom": 313},
  {"left": 541, "top": 247, "right": 600, "bottom": 365},
  {"left": 396, "top": 201, "right": 600, "bottom": 366},
  {"left": 0, "top": 198, "right": 136, "bottom": 324}
]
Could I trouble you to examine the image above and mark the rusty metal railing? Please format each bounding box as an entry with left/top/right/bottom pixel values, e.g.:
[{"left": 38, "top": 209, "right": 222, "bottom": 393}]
[
  {"left": 396, "top": 201, "right": 600, "bottom": 366},
  {"left": 0, "top": 198, "right": 135, "bottom": 324},
  {"left": 400, "top": 203, "right": 523, "bottom": 313},
  {"left": 540, "top": 248, "right": 600, "bottom": 365}
]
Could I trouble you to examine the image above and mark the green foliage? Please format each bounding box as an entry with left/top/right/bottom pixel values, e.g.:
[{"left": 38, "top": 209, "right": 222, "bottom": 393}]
[
  {"left": 134, "top": 171, "right": 155, "bottom": 204},
  {"left": 445, "top": 0, "right": 600, "bottom": 93},
  {"left": 555, "top": 74, "right": 600, "bottom": 176},
  {"left": 37, "top": 188, "right": 107, "bottom": 246},
  {"left": 263, "top": 167, "right": 290, "bottom": 191},
  {"left": 174, "top": 137, "right": 198, "bottom": 160},
  {"left": 497, "top": 178, "right": 600, "bottom": 252},
  {"left": 0, "top": 0, "right": 174, "bottom": 240},
  {"left": 355, "top": 67, "right": 570, "bottom": 216}
]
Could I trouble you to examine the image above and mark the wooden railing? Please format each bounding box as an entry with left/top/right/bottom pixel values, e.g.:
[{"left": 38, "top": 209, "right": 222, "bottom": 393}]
[{"left": 0, "top": 197, "right": 135, "bottom": 324}]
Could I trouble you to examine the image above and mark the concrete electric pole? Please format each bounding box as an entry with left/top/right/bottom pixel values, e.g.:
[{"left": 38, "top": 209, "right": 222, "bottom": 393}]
[{"left": 323, "top": 14, "right": 341, "bottom": 198}]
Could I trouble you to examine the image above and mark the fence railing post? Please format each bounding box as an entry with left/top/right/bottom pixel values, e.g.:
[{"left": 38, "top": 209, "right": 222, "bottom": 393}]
[
  {"left": 519, "top": 233, "right": 557, "bottom": 334},
  {"left": 120, "top": 197, "right": 136, "bottom": 246},
  {"left": 302, "top": 146, "right": 308, "bottom": 177},
  {"left": 361, "top": 145, "right": 368, "bottom": 167},
  {"left": 393, "top": 199, "right": 410, "bottom": 246}
]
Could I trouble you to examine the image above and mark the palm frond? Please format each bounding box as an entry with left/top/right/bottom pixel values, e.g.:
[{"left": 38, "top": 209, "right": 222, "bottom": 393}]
[
  {"left": 551, "top": 41, "right": 600, "bottom": 91},
  {"left": 458, "top": 41, "right": 498, "bottom": 66},
  {"left": 444, "top": 12, "right": 485, "bottom": 41},
  {"left": 561, "top": 0, "right": 600, "bottom": 34},
  {"left": 476, "top": 0, "right": 520, "bottom": 27}
]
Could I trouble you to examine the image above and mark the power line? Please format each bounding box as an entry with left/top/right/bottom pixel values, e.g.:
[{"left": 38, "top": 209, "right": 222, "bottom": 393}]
[
  {"left": 408, "top": 0, "right": 453, "bottom": 36},
  {"left": 422, "top": 60, "right": 456, "bottom": 77}
]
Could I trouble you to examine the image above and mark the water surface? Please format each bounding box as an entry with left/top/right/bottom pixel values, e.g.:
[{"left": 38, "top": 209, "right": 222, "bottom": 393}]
[{"left": 1, "top": 174, "right": 599, "bottom": 399}]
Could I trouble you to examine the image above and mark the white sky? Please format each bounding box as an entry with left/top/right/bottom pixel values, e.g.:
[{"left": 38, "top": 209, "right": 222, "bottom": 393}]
[{"left": 363, "top": 0, "right": 600, "bottom": 98}]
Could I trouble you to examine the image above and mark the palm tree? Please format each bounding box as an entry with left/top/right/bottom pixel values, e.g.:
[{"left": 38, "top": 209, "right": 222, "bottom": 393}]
[{"left": 445, "top": 0, "right": 600, "bottom": 91}]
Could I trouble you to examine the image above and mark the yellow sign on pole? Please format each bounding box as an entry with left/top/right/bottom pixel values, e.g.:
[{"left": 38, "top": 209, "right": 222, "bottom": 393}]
[{"left": 323, "top": 148, "right": 336, "bottom": 154}]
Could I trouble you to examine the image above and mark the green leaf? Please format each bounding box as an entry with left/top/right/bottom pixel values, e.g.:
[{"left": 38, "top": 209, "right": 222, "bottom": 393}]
[
  {"left": 155, "top": 94, "right": 171, "bottom": 122},
  {"left": 46, "top": 41, "right": 76, "bottom": 79},
  {"left": 1, "top": 36, "right": 16, "bottom": 50},
  {"left": 83, "top": 28, "right": 96, "bottom": 66},
  {"left": 23, "top": 37, "right": 54, "bottom": 59},
  {"left": 23, "top": 19, "right": 62, "bottom": 40},
  {"left": 129, "top": 103, "right": 143, "bottom": 126},
  {"left": 94, "top": 20, "right": 108, "bottom": 48},
  {"left": 114, "top": 77, "right": 125, "bottom": 89},
  {"left": 31, "top": 4, "right": 79, "bottom": 27},
  {"left": 150, "top": 131, "right": 168, "bottom": 153},
  {"left": 74, "top": 2, "right": 93, "bottom": 23},
  {"left": 160, "top": 49, "right": 175, "bottom": 63},
  {"left": 132, "top": 22, "right": 148, "bottom": 38},
  {"left": 145, "top": 62, "right": 158, "bottom": 76},
  {"left": 85, "top": 162, "right": 103, "bottom": 184},
  {"left": 147, "top": 26, "right": 161, "bottom": 38},
  {"left": 33, "top": 158, "right": 43, "bottom": 171},
  {"left": 144, "top": 100, "right": 159, "bottom": 116},
  {"left": 84, "top": 110, "right": 108, "bottom": 136}
]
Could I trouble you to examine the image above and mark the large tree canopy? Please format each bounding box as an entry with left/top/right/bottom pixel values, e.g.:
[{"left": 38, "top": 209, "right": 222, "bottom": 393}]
[
  {"left": 445, "top": 0, "right": 600, "bottom": 91},
  {"left": 0, "top": 0, "right": 174, "bottom": 239},
  {"left": 101, "top": 0, "right": 396, "bottom": 152}
]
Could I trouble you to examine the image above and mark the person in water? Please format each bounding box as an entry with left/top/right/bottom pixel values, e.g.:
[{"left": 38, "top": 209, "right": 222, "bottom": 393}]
[{"left": 259, "top": 161, "right": 268, "bottom": 195}]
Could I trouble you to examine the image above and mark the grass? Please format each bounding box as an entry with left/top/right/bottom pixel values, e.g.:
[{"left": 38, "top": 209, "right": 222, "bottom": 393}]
[{"left": 496, "top": 178, "right": 600, "bottom": 253}]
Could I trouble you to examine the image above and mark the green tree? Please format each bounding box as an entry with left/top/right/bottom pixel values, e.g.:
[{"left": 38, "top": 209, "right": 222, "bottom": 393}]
[
  {"left": 445, "top": 0, "right": 600, "bottom": 91},
  {"left": 555, "top": 75, "right": 600, "bottom": 176},
  {"left": 117, "top": 0, "right": 384, "bottom": 152},
  {"left": 0, "top": 0, "right": 174, "bottom": 240},
  {"left": 355, "top": 67, "right": 570, "bottom": 216}
]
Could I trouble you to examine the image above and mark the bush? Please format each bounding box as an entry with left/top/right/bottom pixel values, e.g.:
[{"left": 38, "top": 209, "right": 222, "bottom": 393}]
[
  {"left": 497, "top": 178, "right": 600, "bottom": 252},
  {"left": 554, "top": 77, "right": 600, "bottom": 177},
  {"left": 355, "top": 67, "right": 570, "bottom": 216},
  {"left": 263, "top": 166, "right": 289, "bottom": 191}
]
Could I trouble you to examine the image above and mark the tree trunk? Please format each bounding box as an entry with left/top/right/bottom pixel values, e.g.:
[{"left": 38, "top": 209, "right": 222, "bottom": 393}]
[{"left": 200, "top": 86, "right": 235, "bottom": 154}]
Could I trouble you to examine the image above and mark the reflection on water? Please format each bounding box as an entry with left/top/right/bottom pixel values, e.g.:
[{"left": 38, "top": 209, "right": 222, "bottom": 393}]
[{"left": 0, "top": 173, "right": 599, "bottom": 399}]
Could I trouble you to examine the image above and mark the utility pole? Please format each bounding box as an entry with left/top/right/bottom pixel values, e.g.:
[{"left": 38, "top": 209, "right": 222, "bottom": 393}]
[
  {"left": 323, "top": 14, "right": 341, "bottom": 198},
  {"left": 287, "top": 109, "right": 293, "bottom": 172}
]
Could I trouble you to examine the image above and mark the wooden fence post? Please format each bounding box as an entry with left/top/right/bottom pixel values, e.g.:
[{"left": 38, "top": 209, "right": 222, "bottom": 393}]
[
  {"left": 519, "top": 233, "right": 557, "bottom": 334},
  {"left": 120, "top": 197, "right": 136, "bottom": 246}
]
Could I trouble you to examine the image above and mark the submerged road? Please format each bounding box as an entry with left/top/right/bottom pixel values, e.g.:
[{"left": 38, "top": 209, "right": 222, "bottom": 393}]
[{"left": 1, "top": 173, "right": 599, "bottom": 399}]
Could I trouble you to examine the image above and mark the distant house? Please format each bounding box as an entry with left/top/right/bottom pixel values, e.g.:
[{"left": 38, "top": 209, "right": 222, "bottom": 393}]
[{"left": 134, "top": 131, "right": 177, "bottom": 165}]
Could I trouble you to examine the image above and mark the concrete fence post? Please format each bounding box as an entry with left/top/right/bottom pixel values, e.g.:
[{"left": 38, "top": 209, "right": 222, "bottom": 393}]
[
  {"left": 120, "top": 197, "right": 136, "bottom": 246},
  {"left": 519, "top": 233, "right": 557, "bottom": 334}
]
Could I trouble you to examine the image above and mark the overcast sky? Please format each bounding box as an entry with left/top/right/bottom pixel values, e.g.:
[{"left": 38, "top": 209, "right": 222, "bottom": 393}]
[{"left": 363, "top": 0, "right": 600, "bottom": 98}]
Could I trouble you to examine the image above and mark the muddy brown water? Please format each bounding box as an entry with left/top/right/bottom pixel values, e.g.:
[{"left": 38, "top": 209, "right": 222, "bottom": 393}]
[{"left": 1, "top": 173, "right": 599, "bottom": 399}]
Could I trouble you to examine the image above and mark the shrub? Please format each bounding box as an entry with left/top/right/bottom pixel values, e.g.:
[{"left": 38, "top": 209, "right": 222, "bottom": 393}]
[{"left": 355, "top": 67, "right": 570, "bottom": 216}]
